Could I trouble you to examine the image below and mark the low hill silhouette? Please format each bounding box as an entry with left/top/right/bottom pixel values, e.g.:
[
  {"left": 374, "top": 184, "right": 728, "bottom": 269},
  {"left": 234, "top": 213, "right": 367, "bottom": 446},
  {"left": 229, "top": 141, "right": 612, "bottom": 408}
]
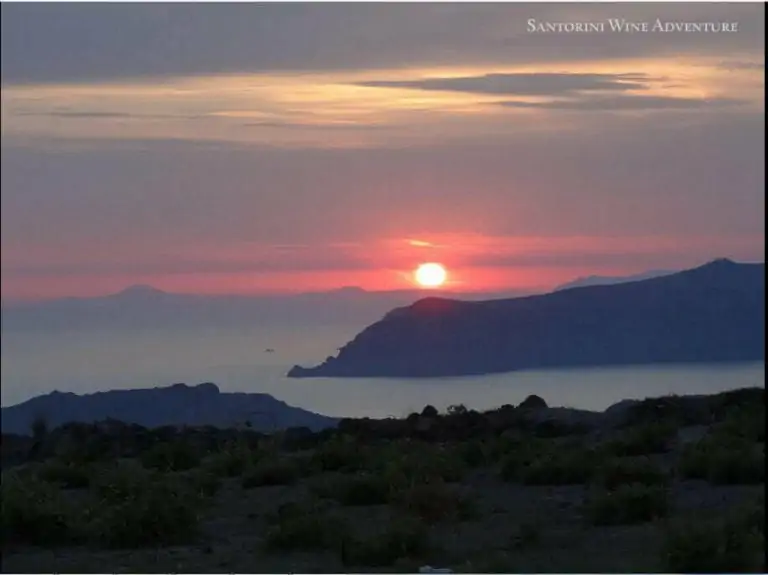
[{"left": 0, "top": 382, "right": 338, "bottom": 435}]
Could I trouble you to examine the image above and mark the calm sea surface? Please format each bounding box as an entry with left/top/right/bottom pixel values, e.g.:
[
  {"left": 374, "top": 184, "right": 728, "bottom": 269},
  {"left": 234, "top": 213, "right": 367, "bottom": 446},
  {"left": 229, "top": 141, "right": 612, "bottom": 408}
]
[{"left": 1, "top": 325, "right": 764, "bottom": 418}]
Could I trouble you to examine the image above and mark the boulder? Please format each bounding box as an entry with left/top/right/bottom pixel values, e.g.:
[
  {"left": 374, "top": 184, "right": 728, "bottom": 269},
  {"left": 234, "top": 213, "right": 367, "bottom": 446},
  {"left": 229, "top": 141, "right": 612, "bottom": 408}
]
[
  {"left": 518, "top": 395, "right": 548, "bottom": 410},
  {"left": 421, "top": 405, "right": 439, "bottom": 418}
]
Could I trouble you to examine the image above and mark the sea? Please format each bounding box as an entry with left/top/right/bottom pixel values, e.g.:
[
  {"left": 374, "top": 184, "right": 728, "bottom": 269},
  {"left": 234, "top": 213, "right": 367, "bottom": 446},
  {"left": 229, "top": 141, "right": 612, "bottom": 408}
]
[{"left": 1, "top": 324, "right": 764, "bottom": 418}]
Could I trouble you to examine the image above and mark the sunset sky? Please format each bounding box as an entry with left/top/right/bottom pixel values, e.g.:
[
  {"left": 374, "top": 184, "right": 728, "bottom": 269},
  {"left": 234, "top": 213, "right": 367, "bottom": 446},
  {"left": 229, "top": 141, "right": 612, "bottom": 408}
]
[{"left": 1, "top": 3, "right": 764, "bottom": 301}]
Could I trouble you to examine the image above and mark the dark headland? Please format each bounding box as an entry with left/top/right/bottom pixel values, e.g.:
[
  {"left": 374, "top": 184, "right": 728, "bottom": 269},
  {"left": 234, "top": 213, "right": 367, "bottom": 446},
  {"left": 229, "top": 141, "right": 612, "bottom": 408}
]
[
  {"left": 0, "top": 383, "right": 338, "bottom": 436},
  {"left": 288, "top": 259, "right": 765, "bottom": 378}
]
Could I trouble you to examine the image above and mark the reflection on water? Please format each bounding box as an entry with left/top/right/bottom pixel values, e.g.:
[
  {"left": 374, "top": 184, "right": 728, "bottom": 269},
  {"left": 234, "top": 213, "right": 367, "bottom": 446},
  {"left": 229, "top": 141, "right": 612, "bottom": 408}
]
[{"left": 2, "top": 326, "right": 764, "bottom": 418}]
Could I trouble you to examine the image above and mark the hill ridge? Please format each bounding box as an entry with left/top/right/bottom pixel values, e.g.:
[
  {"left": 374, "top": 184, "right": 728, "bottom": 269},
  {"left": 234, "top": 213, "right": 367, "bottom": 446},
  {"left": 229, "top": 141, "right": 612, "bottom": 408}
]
[{"left": 288, "top": 259, "right": 765, "bottom": 378}]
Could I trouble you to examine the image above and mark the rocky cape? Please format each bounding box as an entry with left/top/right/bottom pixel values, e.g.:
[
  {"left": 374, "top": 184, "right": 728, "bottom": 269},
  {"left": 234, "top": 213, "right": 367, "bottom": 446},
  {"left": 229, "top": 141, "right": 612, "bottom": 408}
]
[
  {"left": 288, "top": 259, "right": 765, "bottom": 378},
  {"left": 0, "top": 382, "right": 338, "bottom": 435}
]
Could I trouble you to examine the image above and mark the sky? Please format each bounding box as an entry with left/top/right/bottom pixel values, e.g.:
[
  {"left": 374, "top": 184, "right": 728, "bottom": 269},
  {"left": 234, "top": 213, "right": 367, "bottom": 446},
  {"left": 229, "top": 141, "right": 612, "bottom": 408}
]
[{"left": 1, "top": 3, "right": 765, "bottom": 302}]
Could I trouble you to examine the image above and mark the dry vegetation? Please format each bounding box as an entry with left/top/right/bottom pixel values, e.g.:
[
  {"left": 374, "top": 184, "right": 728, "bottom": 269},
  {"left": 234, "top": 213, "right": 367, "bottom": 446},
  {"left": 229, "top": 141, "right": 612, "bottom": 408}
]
[{"left": 1, "top": 387, "right": 764, "bottom": 573}]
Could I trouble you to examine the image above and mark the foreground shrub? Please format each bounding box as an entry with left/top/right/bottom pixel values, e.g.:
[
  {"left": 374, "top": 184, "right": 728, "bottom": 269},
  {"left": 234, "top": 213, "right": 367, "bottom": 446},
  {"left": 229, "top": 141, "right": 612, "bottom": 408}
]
[
  {"left": 621, "top": 395, "right": 703, "bottom": 427},
  {"left": 310, "top": 436, "right": 369, "bottom": 473},
  {"left": 503, "top": 445, "right": 600, "bottom": 485},
  {"left": 509, "top": 522, "right": 542, "bottom": 549},
  {"left": 1, "top": 472, "right": 85, "bottom": 548},
  {"left": 139, "top": 440, "right": 202, "bottom": 472},
  {"left": 498, "top": 440, "right": 550, "bottom": 481},
  {"left": 394, "top": 482, "right": 475, "bottom": 523},
  {"left": 263, "top": 504, "right": 347, "bottom": 552},
  {"left": 709, "top": 387, "right": 765, "bottom": 423},
  {"left": 453, "top": 552, "right": 517, "bottom": 574},
  {"left": 713, "top": 404, "right": 766, "bottom": 443},
  {"left": 592, "top": 456, "right": 669, "bottom": 491},
  {"left": 203, "top": 445, "right": 258, "bottom": 477},
  {"left": 374, "top": 441, "right": 467, "bottom": 484},
  {"left": 586, "top": 484, "right": 669, "bottom": 525},
  {"left": 35, "top": 459, "right": 93, "bottom": 489},
  {"left": 242, "top": 459, "right": 300, "bottom": 488},
  {"left": 602, "top": 421, "right": 677, "bottom": 456},
  {"left": 531, "top": 419, "right": 591, "bottom": 439},
  {"left": 88, "top": 473, "right": 204, "bottom": 548},
  {"left": 453, "top": 439, "right": 497, "bottom": 468},
  {"left": 679, "top": 437, "right": 764, "bottom": 485},
  {"left": 741, "top": 493, "right": 766, "bottom": 534},
  {"left": 179, "top": 468, "right": 223, "bottom": 498},
  {"left": 312, "top": 473, "right": 393, "bottom": 506},
  {"left": 342, "top": 518, "right": 433, "bottom": 567},
  {"left": 662, "top": 510, "right": 765, "bottom": 573},
  {"left": 90, "top": 460, "right": 153, "bottom": 502}
]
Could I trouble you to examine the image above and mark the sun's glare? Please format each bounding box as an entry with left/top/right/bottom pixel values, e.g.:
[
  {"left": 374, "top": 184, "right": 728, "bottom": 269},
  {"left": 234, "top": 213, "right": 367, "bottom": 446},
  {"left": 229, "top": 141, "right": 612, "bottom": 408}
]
[{"left": 414, "top": 262, "right": 447, "bottom": 288}]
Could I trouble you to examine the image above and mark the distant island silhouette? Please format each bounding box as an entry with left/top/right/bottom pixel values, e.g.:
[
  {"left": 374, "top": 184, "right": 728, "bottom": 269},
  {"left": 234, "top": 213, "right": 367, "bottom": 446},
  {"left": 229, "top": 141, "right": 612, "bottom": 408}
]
[
  {"left": 288, "top": 259, "right": 765, "bottom": 378},
  {"left": 553, "top": 269, "right": 675, "bottom": 291}
]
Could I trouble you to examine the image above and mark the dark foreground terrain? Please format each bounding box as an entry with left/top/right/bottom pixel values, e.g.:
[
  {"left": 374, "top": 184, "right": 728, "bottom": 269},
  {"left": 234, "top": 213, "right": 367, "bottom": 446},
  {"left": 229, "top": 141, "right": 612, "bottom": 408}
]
[{"left": 1, "top": 387, "right": 765, "bottom": 573}]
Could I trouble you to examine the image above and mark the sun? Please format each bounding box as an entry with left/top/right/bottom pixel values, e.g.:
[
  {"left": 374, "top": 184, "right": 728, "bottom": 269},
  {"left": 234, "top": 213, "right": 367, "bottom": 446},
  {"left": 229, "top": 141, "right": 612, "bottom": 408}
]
[{"left": 414, "top": 262, "right": 447, "bottom": 288}]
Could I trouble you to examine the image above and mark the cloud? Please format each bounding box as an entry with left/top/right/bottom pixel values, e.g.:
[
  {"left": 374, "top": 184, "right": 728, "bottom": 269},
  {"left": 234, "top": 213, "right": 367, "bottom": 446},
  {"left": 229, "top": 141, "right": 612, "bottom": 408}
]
[
  {"left": 716, "top": 60, "right": 765, "bottom": 71},
  {"left": 1, "top": 4, "right": 763, "bottom": 85},
  {"left": 13, "top": 109, "right": 205, "bottom": 121},
  {"left": 0, "top": 258, "right": 374, "bottom": 279},
  {"left": 359, "top": 72, "right": 650, "bottom": 96},
  {"left": 241, "top": 121, "right": 394, "bottom": 132},
  {"left": 5, "top": 57, "right": 759, "bottom": 150},
  {"left": 500, "top": 95, "right": 745, "bottom": 111}
]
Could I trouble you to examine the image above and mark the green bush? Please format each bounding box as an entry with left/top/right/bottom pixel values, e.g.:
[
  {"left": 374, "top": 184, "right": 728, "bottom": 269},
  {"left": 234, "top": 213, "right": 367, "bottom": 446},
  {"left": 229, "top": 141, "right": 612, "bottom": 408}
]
[
  {"left": 373, "top": 441, "right": 467, "bottom": 484},
  {"left": 180, "top": 469, "right": 223, "bottom": 498},
  {"left": 602, "top": 421, "right": 677, "bottom": 456},
  {"left": 621, "top": 395, "right": 701, "bottom": 427},
  {"left": 662, "top": 513, "right": 765, "bottom": 573},
  {"left": 741, "top": 494, "right": 766, "bottom": 534},
  {"left": 242, "top": 459, "right": 300, "bottom": 488},
  {"left": 90, "top": 460, "right": 154, "bottom": 502},
  {"left": 498, "top": 441, "right": 549, "bottom": 481},
  {"left": 314, "top": 473, "right": 393, "bottom": 506},
  {"left": 1, "top": 472, "right": 85, "bottom": 548},
  {"left": 503, "top": 445, "right": 600, "bottom": 485},
  {"left": 454, "top": 439, "right": 496, "bottom": 468},
  {"left": 586, "top": 484, "right": 669, "bottom": 526},
  {"left": 342, "top": 518, "right": 432, "bottom": 567},
  {"left": 394, "top": 482, "right": 475, "bottom": 523},
  {"left": 139, "top": 440, "right": 201, "bottom": 472},
  {"left": 88, "top": 473, "right": 204, "bottom": 548},
  {"left": 713, "top": 405, "right": 766, "bottom": 443},
  {"left": 679, "top": 437, "right": 764, "bottom": 484},
  {"left": 520, "top": 454, "right": 596, "bottom": 485},
  {"left": 591, "top": 456, "right": 669, "bottom": 491},
  {"left": 263, "top": 505, "right": 347, "bottom": 552},
  {"left": 30, "top": 416, "right": 49, "bottom": 442},
  {"left": 203, "top": 446, "right": 257, "bottom": 477},
  {"left": 509, "top": 522, "right": 541, "bottom": 549},
  {"left": 36, "top": 459, "right": 93, "bottom": 489},
  {"left": 454, "top": 552, "right": 516, "bottom": 574},
  {"left": 310, "top": 436, "right": 369, "bottom": 473}
]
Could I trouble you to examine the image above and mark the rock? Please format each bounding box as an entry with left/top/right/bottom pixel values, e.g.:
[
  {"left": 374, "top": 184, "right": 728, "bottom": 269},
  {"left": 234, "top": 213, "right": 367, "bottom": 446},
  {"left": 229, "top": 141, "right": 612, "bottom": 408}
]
[
  {"left": 519, "top": 395, "right": 548, "bottom": 409},
  {"left": 421, "top": 405, "right": 439, "bottom": 417}
]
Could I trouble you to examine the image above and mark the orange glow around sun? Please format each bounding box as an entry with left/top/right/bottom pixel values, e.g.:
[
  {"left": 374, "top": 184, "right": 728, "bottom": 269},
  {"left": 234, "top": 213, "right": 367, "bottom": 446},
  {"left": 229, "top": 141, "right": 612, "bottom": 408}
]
[{"left": 414, "top": 262, "right": 447, "bottom": 288}]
